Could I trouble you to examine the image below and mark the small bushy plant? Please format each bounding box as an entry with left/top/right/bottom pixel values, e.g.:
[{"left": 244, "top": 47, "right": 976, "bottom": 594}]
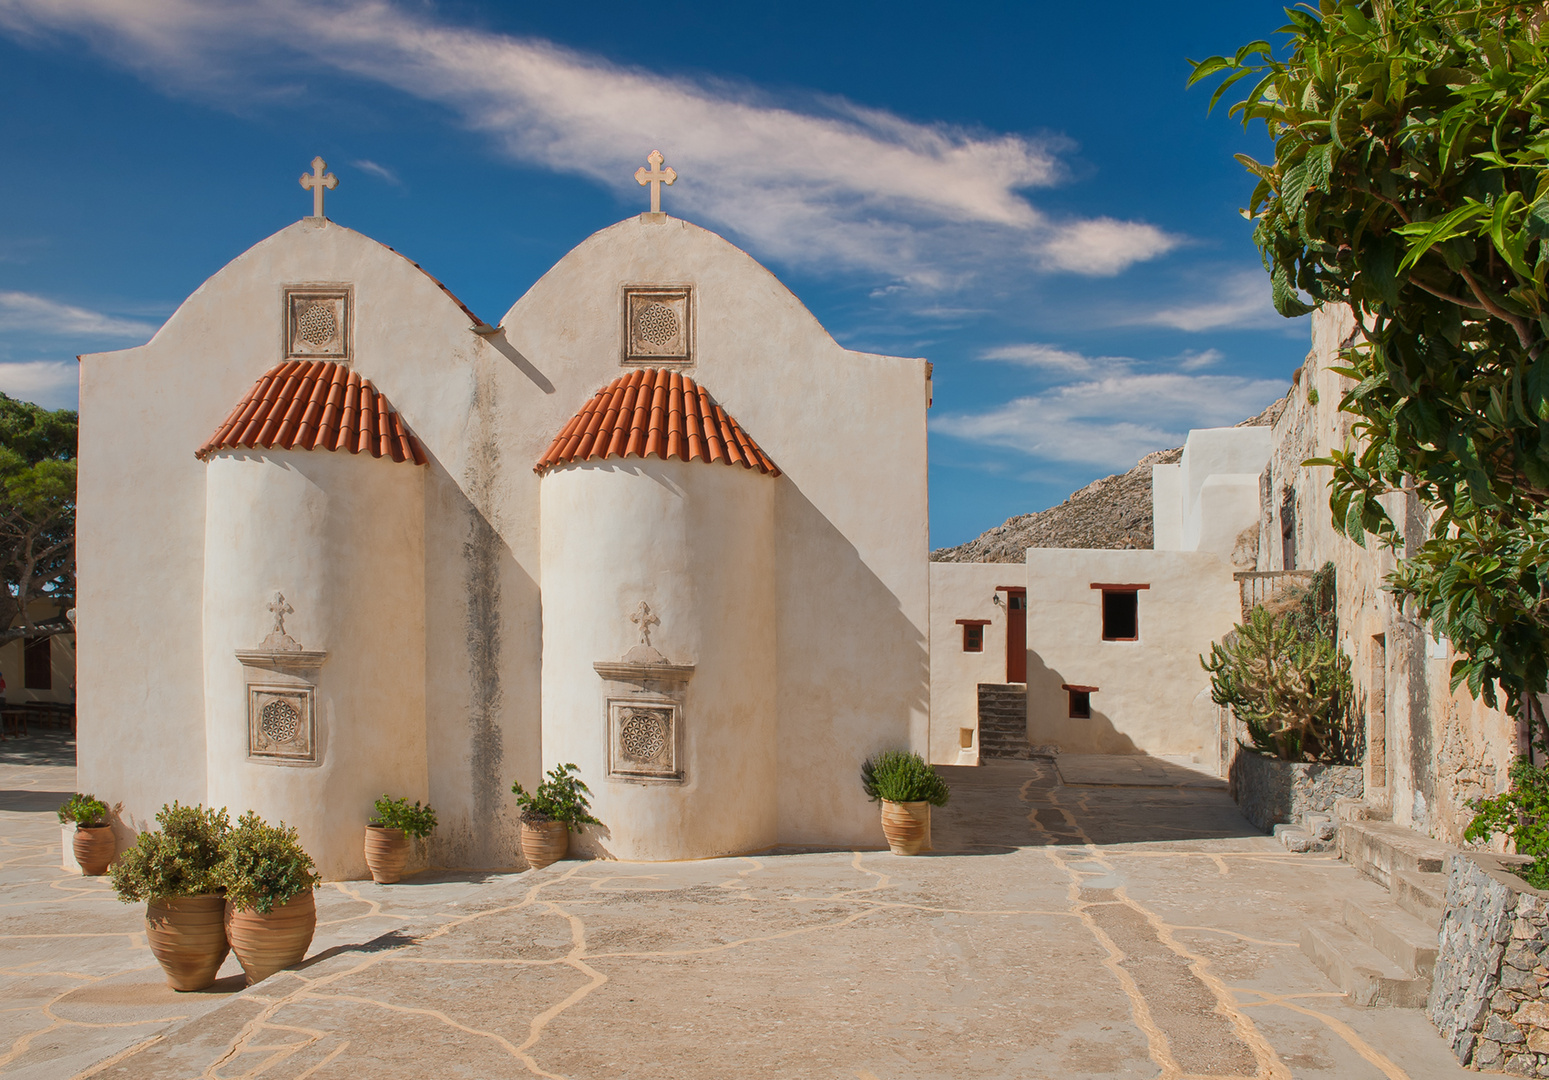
[
  {"left": 860, "top": 750, "right": 950, "bottom": 807},
  {"left": 511, "top": 763, "right": 603, "bottom": 832},
  {"left": 369, "top": 795, "right": 437, "bottom": 839},
  {"left": 58, "top": 793, "right": 108, "bottom": 827},
  {"left": 1467, "top": 758, "right": 1549, "bottom": 890},
  {"left": 1201, "top": 563, "right": 1359, "bottom": 764},
  {"left": 110, "top": 803, "right": 230, "bottom": 903},
  {"left": 214, "top": 812, "right": 321, "bottom": 915}
]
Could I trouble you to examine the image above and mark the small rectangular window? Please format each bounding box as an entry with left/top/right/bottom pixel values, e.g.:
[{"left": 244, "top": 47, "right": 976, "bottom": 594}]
[
  {"left": 1068, "top": 690, "right": 1091, "bottom": 718},
  {"left": 956, "top": 619, "right": 989, "bottom": 652},
  {"left": 1101, "top": 590, "right": 1138, "bottom": 641},
  {"left": 24, "top": 636, "right": 50, "bottom": 690}
]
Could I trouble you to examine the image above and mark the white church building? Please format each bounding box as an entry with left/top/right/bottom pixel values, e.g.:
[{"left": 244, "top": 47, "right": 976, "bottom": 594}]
[{"left": 78, "top": 156, "right": 1280, "bottom": 879}]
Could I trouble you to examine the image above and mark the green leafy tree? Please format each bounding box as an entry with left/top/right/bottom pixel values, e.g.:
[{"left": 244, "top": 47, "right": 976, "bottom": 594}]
[
  {"left": 1190, "top": 1, "right": 1549, "bottom": 740},
  {"left": 0, "top": 394, "right": 76, "bottom": 638}
]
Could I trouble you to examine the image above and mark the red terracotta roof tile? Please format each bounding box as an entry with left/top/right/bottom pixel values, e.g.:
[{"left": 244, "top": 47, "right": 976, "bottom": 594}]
[
  {"left": 196, "top": 360, "right": 426, "bottom": 466},
  {"left": 535, "top": 369, "right": 779, "bottom": 477}
]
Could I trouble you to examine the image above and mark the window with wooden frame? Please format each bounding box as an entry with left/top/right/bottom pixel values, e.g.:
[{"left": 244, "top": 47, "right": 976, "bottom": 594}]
[
  {"left": 24, "top": 636, "right": 50, "bottom": 690},
  {"left": 1092, "top": 583, "right": 1148, "bottom": 641},
  {"left": 956, "top": 619, "right": 990, "bottom": 652},
  {"left": 1063, "top": 683, "right": 1096, "bottom": 718}
]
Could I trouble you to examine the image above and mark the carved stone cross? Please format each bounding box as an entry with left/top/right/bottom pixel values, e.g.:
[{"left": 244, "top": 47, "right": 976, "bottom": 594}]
[
  {"left": 630, "top": 601, "right": 660, "bottom": 647},
  {"left": 300, "top": 157, "right": 338, "bottom": 218},
  {"left": 267, "top": 593, "right": 294, "bottom": 638},
  {"left": 634, "top": 150, "right": 676, "bottom": 214}
]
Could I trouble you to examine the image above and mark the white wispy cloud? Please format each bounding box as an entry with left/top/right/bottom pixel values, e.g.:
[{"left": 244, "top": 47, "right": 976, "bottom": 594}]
[
  {"left": 0, "top": 360, "right": 78, "bottom": 409},
  {"left": 933, "top": 371, "right": 1286, "bottom": 471},
  {"left": 0, "top": 0, "right": 1180, "bottom": 286},
  {"left": 978, "top": 344, "right": 1112, "bottom": 373},
  {"left": 351, "top": 159, "right": 403, "bottom": 186},
  {"left": 1176, "top": 348, "right": 1223, "bottom": 371},
  {"left": 1141, "top": 270, "right": 1283, "bottom": 331},
  {"left": 0, "top": 291, "right": 157, "bottom": 338}
]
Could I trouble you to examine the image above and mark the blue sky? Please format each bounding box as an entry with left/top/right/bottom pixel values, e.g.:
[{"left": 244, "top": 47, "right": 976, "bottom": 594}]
[{"left": 0, "top": 0, "right": 1309, "bottom": 548}]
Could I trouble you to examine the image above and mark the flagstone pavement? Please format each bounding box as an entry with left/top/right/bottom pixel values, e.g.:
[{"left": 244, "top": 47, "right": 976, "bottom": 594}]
[{"left": 2, "top": 731, "right": 1474, "bottom": 1079}]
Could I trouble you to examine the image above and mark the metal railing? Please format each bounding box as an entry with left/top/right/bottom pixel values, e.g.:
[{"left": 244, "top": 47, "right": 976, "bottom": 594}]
[{"left": 1232, "top": 569, "right": 1316, "bottom": 620}]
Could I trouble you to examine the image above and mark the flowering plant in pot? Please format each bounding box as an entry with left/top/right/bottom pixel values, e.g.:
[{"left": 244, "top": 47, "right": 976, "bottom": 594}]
[
  {"left": 109, "top": 803, "right": 231, "bottom": 991},
  {"left": 364, "top": 794, "right": 436, "bottom": 884},
  {"left": 861, "top": 750, "right": 950, "bottom": 855},
  {"left": 511, "top": 763, "right": 603, "bottom": 870},
  {"left": 214, "top": 812, "right": 321, "bottom": 986},
  {"left": 58, "top": 793, "right": 114, "bottom": 875}
]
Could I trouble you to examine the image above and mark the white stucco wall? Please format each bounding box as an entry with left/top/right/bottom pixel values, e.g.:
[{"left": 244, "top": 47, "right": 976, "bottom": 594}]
[
  {"left": 202, "top": 450, "right": 426, "bottom": 879},
  {"left": 928, "top": 562, "right": 1022, "bottom": 764},
  {"left": 1154, "top": 427, "right": 1271, "bottom": 560},
  {"left": 1024, "top": 549, "right": 1239, "bottom": 761},
  {"left": 540, "top": 458, "right": 777, "bottom": 860}
]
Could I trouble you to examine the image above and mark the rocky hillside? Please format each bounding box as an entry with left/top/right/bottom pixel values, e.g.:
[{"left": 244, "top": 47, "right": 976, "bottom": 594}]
[{"left": 930, "top": 398, "right": 1286, "bottom": 563}]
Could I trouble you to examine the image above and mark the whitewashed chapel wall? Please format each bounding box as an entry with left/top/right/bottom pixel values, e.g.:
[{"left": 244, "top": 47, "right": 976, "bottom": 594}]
[
  {"left": 928, "top": 562, "right": 1021, "bottom": 765},
  {"left": 1257, "top": 305, "right": 1516, "bottom": 843}
]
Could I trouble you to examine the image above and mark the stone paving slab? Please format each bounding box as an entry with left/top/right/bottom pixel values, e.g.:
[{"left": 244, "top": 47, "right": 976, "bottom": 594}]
[
  {"left": 2, "top": 737, "right": 1475, "bottom": 1079},
  {"left": 1057, "top": 753, "right": 1228, "bottom": 789}
]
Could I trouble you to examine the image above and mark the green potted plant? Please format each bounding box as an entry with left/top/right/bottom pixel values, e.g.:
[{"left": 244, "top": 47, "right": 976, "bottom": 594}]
[
  {"left": 58, "top": 793, "right": 114, "bottom": 876},
  {"left": 215, "top": 812, "right": 321, "bottom": 986},
  {"left": 861, "top": 750, "right": 950, "bottom": 855},
  {"left": 511, "top": 763, "right": 603, "bottom": 870},
  {"left": 364, "top": 794, "right": 436, "bottom": 884},
  {"left": 109, "top": 803, "right": 231, "bottom": 991}
]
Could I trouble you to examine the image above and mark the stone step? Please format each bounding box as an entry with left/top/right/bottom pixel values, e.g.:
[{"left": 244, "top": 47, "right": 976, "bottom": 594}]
[
  {"left": 1337, "top": 818, "right": 1454, "bottom": 891},
  {"left": 1391, "top": 869, "right": 1447, "bottom": 930},
  {"left": 1303, "top": 812, "right": 1337, "bottom": 842},
  {"left": 1342, "top": 896, "right": 1438, "bottom": 978},
  {"left": 1274, "top": 824, "right": 1330, "bottom": 853},
  {"left": 1299, "top": 921, "right": 1431, "bottom": 1008}
]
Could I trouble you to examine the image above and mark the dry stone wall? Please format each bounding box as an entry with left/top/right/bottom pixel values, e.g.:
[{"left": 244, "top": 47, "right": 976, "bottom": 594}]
[
  {"left": 1430, "top": 852, "right": 1549, "bottom": 1075},
  {"left": 1228, "top": 746, "right": 1363, "bottom": 832}
]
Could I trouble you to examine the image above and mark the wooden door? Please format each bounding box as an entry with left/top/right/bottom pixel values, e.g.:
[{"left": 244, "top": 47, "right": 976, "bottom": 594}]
[{"left": 1003, "top": 588, "right": 1027, "bottom": 683}]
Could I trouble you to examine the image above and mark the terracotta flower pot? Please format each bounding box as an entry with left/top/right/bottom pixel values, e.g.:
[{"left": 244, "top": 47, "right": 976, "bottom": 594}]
[
  {"left": 146, "top": 894, "right": 230, "bottom": 991},
  {"left": 363, "top": 826, "right": 410, "bottom": 884},
  {"left": 72, "top": 824, "right": 115, "bottom": 876},
  {"left": 520, "top": 820, "right": 569, "bottom": 870},
  {"left": 225, "top": 890, "right": 316, "bottom": 986},
  {"left": 880, "top": 800, "right": 931, "bottom": 855}
]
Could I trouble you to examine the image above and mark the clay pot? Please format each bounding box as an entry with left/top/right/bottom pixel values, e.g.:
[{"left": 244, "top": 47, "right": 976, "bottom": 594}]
[
  {"left": 225, "top": 891, "right": 316, "bottom": 986},
  {"left": 520, "top": 820, "right": 569, "bottom": 870},
  {"left": 72, "top": 824, "right": 115, "bottom": 876},
  {"left": 880, "top": 800, "right": 931, "bottom": 855},
  {"left": 363, "top": 826, "right": 410, "bottom": 884},
  {"left": 146, "top": 894, "right": 230, "bottom": 991}
]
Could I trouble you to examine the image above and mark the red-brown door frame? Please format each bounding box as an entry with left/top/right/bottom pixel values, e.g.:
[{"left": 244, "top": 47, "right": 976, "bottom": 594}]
[{"left": 999, "top": 587, "right": 1027, "bottom": 683}]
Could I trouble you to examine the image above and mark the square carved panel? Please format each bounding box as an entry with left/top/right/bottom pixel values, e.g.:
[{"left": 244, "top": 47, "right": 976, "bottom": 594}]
[
  {"left": 623, "top": 287, "right": 691, "bottom": 364},
  {"left": 285, "top": 287, "right": 350, "bottom": 360},
  {"left": 607, "top": 699, "right": 682, "bottom": 782},
  {"left": 248, "top": 686, "right": 316, "bottom": 763}
]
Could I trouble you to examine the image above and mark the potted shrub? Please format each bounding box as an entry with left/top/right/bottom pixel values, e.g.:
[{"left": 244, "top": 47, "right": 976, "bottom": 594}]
[
  {"left": 58, "top": 793, "right": 114, "bottom": 876},
  {"left": 364, "top": 794, "right": 436, "bottom": 884},
  {"left": 861, "top": 750, "right": 950, "bottom": 855},
  {"left": 109, "top": 803, "right": 231, "bottom": 991},
  {"left": 511, "top": 763, "right": 602, "bottom": 870},
  {"left": 215, "top": 812, "right": 321, "bottom": 986}
]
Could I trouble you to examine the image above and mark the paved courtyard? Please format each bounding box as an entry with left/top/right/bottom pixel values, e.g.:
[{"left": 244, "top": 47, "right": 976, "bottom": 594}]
[{"left": 3, "top": 733, "right": 1473, "bottom": 1079}]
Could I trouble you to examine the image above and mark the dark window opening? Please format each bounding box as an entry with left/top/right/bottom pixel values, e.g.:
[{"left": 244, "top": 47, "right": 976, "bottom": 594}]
[
  {"left": 1008, "top": 594, "right": 1025, "bottom": 611},
  {"left": 962, "top": 623, "right": 984, "bottom": 652},
  {"left": 1281, "top": 488, "right": 1298, "bottom": 571},
  {"left": 1101, "top": 590, "right": 1138, "bottom": 641},
  {"left": 1068, "top": 690, "right": 1091, "bottom": 718},
  {"left": 24, "top": 636, "right": 50, "bottom": 690}
]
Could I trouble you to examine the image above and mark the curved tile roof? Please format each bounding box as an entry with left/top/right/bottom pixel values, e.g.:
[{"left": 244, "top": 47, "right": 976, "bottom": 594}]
[
  {"left": 536, "top": 368, "right": 779, "bottom": 477},
  {"left": 197, "top": 360, "right": 426, "bottom": 465}
]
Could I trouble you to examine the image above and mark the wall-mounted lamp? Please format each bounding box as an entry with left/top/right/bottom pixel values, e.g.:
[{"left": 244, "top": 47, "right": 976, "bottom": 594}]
[{"left": 991, "top": 593, "right": 1004, "bottom": 607}]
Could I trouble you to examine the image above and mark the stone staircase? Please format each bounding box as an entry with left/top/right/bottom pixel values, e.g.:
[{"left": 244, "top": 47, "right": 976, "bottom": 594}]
[
  {"left": 977, "top": 683, "right": 1031, "bottom": 759},
  {"left": 1298, "top": 799, "right": 1452, "bottom": 1007},
  {"left": 1273, "top": 810, "right": 1337, "bottom": 853}
]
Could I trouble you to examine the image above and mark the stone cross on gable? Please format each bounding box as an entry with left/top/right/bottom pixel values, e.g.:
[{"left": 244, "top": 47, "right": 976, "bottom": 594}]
[
  {"left": 300, "top": 157, "right": 338, "bottom": 219},
  {"left": 634, "top": 150, "right": 676, "bottom": 215},
  {"left": 630, "top": 601, "right": 660, "bottom": 647}
]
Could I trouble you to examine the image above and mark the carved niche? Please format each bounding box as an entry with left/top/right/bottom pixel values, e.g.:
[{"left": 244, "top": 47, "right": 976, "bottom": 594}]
[
  {"left": 622, "top": 286, "right": 692, "bottom": 365},
  {"left": 595, "top": 602, "right": 692, "bottom": 784},
  {"left": 237, "top": 593, "right": 327, "bottom": 766},
  {"left": 285, "top": 285, "right": 351, "bottom": 360}
]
